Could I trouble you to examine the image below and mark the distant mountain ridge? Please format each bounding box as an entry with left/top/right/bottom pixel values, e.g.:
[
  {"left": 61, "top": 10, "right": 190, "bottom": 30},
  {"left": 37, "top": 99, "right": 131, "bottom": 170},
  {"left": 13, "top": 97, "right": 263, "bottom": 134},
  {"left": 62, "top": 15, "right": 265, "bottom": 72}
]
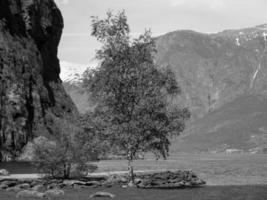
[
  {"left": 60, "top": 61, "right": 98, "bottom": 114},
  {"left": 60, "top": 60, "right": 98, "bottom": 84},
  {"left": 60, "top": 61, "right": 88, "bottom": 84},
  {"left": 156, "top": 23, "right": 267, "bottom": 119}
]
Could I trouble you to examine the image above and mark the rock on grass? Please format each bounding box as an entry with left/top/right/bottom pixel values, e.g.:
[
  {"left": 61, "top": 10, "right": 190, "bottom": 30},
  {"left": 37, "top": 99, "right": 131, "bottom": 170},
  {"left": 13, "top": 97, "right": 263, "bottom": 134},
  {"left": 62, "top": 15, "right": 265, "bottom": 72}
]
[
  {"left": 0, "top": 169, "right": 9, "bottom": 176},
  {"left": 16, "top": 190, "right": 46, "bottom": 199},
  {"left": 44, "top": 189, "right": 65, "bottom": 197},
  {"left": 89, "top": 191, "right": 115, "bottom": 199}
]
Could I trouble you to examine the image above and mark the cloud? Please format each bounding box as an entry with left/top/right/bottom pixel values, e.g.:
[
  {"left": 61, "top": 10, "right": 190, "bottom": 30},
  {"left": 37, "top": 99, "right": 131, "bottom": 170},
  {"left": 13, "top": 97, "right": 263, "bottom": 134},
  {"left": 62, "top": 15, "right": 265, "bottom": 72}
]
[
  {"left": 169, "top": 0, "right": 224, "bottom": 11},
  {"left": 55, "top": 0, "right": 69, "bottom": 5}
]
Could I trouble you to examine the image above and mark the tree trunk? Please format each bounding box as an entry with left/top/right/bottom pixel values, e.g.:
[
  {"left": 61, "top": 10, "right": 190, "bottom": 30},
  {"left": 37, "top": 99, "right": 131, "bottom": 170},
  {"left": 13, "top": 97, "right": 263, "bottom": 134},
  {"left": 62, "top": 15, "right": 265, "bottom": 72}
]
[
  {"left": 127, "top": 150, "right": 134, "bottom": 185},
  {"left": 128, "top": 158, "right": 134, "bottom": 183},
  {"left": 63, "top": 163, "right": 71, "bottom": 179}
]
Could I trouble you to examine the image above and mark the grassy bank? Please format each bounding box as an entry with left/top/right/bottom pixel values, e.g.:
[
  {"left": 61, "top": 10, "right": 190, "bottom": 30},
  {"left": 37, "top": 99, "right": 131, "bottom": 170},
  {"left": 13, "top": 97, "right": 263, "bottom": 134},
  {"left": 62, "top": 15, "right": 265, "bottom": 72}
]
[
  {"left": 94, "top": 153, "right": 267, "bottom": 185},
  {"left": 1, "top": 185, "right": 267, "bottom": 200},
  {"left": 1, "top": 153, "right": 266, "bottom": 185}
]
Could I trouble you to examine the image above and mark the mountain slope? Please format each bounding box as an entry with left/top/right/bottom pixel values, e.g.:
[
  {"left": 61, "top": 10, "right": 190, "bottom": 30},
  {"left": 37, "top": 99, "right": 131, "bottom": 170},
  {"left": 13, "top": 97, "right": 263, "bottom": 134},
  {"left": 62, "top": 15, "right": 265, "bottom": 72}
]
[
  {"left": 171, "top": 94, "right": 267, "bottom": 153},
  {"left": 155, "top": 24, "right": 267, "bottom": 119},
  {"left": 61, "top": 24, "right": 267, "bottom": 153},
  {"left": 59, "top": 61, "right": 97, "bottom": 113}
]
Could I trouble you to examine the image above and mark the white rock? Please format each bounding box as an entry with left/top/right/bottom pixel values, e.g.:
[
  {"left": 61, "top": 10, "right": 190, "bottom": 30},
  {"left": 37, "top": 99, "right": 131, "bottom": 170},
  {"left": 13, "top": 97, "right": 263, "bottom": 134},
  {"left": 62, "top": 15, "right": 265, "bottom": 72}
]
[
  {"left": 89, "top": 191, "right": 115, "bottom": 199},
  {"left": 6, "top": 186, "right": 21, "bottom": 193},
  {"left": 0, "top": 169, "right": 9, "bottom": 176},
  {"left": 44, "top": 189, "right": 65, "bottom": 197},
  {"left": 16, "top": 190, "right": 46, "bottom": 199}
]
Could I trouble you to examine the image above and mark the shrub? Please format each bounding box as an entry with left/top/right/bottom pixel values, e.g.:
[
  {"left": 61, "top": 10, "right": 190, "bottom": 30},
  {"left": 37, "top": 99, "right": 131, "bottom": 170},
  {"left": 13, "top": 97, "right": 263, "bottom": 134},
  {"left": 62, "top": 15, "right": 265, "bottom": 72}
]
[{"left": 32, "top": 117, "right": 98, "bottom": 179}]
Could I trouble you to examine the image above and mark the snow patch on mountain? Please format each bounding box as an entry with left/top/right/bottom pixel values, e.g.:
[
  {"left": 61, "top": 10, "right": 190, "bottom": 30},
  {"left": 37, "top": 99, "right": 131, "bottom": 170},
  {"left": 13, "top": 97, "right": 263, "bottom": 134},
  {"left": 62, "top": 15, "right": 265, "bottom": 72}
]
[
  {"left": 235, "top": 38, "right": 240, "bottom": 46},
  {"left": 60, "top": 60, "right": 97, "bottom": 84},
  {"left": 263, "top": 32, "right": 267, "bottom": 41},
  {"left": 256, "top": 23, "right": 267, "bottom": 31}
]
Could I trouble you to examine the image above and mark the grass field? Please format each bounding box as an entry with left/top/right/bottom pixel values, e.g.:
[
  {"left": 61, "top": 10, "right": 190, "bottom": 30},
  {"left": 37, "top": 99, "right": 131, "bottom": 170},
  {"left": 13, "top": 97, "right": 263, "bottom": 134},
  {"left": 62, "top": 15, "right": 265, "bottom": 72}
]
[
  {"left": 0, "top": 153, "right": 267, "bottom": 199},
  {"left": 1, "top": 153, "right": 266, "bottom": 185},
  {"left": 94, "top": 153, "right": 267, "bottom": 185},
  {"left": 1, "top": 185, "right": 267, "bottom": 200}
]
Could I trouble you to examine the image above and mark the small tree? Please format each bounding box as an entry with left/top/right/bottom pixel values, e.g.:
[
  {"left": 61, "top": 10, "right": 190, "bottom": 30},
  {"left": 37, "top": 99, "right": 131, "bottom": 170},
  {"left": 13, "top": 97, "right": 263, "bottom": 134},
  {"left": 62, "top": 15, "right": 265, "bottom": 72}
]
[
  {"left": 84, "top": 11, "right": 190, "bottom": 183},
  {"left": 33, "top": 117, "right": 97, "bottom": 179}
]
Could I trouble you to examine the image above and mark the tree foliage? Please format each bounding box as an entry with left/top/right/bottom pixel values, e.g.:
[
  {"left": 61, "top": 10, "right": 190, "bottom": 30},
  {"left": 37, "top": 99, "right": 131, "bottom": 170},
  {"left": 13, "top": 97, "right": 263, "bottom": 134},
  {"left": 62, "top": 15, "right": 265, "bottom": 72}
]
[
  {"left": 83, "top": 11, "right": 190, "bottom": 180},
  {"left": 33, "top": 117, "right": 97, "bottom": 179}
]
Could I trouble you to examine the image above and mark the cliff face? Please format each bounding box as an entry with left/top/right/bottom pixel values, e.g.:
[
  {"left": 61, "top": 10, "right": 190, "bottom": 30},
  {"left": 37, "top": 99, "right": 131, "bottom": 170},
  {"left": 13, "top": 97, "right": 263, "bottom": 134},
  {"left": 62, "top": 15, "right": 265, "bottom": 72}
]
[{"left": 0, "top": 0, "right": 78, "bottom": 159}]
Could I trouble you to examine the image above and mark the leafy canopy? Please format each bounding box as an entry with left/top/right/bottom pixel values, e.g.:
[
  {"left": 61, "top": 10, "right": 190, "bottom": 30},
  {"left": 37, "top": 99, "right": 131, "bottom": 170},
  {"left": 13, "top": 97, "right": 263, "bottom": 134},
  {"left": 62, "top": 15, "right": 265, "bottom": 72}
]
[{"left": 84, "top": 11, "right": 190, "bottom": 160}]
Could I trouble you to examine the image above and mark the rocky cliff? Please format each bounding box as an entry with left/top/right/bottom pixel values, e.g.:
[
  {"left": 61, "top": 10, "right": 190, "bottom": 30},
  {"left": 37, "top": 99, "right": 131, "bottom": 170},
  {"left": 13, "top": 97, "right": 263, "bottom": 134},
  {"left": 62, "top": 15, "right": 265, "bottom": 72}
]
[{"left": 0, "top": 0, "right": 78, "bottom": 160}]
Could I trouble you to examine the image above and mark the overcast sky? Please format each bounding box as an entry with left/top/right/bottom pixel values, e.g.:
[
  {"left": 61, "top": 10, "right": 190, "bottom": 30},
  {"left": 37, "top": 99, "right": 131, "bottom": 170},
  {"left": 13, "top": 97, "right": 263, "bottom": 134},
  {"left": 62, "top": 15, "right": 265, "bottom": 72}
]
[{"left": 55, "top": 0, "right": 267, "bottom": 64}]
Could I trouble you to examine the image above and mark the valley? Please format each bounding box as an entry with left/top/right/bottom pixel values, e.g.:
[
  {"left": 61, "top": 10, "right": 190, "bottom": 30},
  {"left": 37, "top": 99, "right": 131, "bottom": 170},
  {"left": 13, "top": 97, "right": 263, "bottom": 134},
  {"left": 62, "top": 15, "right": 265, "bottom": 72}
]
[{"left": 62, "top": 24, "right": 267, "bottom": 154}]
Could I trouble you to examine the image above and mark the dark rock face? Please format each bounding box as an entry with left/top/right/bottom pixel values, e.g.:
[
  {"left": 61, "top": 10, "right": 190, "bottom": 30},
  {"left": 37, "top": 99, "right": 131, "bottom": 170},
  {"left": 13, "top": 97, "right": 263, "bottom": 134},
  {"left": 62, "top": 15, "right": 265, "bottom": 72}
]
[{"left": 0, "top": 0, "right": 78, "bottom": 160}]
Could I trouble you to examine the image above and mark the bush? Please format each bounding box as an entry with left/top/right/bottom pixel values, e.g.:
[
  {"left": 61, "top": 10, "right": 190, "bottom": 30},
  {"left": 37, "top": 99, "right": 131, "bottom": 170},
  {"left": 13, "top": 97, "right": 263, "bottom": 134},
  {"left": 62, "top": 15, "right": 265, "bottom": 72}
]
[
  {"left": 33, "top": 136, "right": 90, "bottom": 178},
  {"left": 32, "top": 117, "right": 98, "bottom": 179}
]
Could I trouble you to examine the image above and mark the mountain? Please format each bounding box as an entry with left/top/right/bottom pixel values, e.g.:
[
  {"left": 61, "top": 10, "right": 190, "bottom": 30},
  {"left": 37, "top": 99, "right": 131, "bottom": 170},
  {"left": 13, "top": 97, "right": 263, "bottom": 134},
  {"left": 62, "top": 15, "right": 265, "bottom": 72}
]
[
  {"left": 62, "top": 24, "right": 267, "bottom": 153},
  {"left": 155, "top": 24, "right": 267, "bottom": 120},
  {"left": 60, "top": 61, "right": 89, "bottom": 84},
  {"left": 0, "top": 0, "right": 78, "bottom": 159},
  {"left": 155, "top": 24, "right": 267, "bottom": 153},
  {"left": 60, "top": 61, "right": 97, "bottom": 113},
  {"left": 171, "top": 93, "right": 267, "bottom": 153}
]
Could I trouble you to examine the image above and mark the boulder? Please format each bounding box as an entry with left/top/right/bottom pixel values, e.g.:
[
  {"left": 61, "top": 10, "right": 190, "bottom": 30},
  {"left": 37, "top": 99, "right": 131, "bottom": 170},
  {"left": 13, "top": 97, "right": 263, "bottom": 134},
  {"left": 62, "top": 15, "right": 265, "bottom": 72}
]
[
  {"left": 63, "top": 180, "right": 86, "bottom": 186},
  {"left": 16, "top": 190, "right": 46, "bottom": 199},
  {"left": 85, "top": 181, "right": 101, "bottom": 187},
  {"left": 16, "top": 183, "right": 31, "bottom": 189},
  {"left": 0, "top": 169, "right": 9, "bottom": 176},
  {"left": 136, "top": 170, "right": 205, "bottom": 189},
  {"left": 6, "top": 186, "right": 21, "bottom": 193},
  {"left": 89, "top": 191, "right": 115, "bottom": 199},
  {"left": 0, "top": 180, "right": 17, "bottom": 187},
  {"left": 31, "top": 184, "right": 46, "bottom": 192},
  {"left": 103, "top": 174, "right": 128, "bottom": 186},
  {"left": 0, "top": 182, "right": 8, "bottom": 190},
  {"left": 44, "top": 189, "right": 64, "bottom": 197}
]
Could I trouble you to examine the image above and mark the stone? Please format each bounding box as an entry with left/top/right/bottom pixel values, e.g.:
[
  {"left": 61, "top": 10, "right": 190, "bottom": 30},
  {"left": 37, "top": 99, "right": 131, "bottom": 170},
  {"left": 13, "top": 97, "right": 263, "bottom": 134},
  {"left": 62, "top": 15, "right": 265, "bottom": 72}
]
[
  {"left": 44, "top": 189, "right": 65, "bottom": 197},
  {"left": 127, "top": 181, "right": 136, "bottom": 188},
  {"left": 16, "top": 183, "right": 31, "bottom": 189},
  {"left": 47, "top": 183, "right": 62, "bottom": 190},
  {"left": 85, "top": 181, "right": 101, "bottom": 187},
  {"left": 0, "top": 180, "right": 17, "bottom": 187},
  {"left": 63, "top": 180, "right": 86, "bottom": 186},
  {"left": 0, "top": 183, "right": 8, "bottom": 190},
  {"left": 134, "top": 178, "right": 142, "bottom": 184},
  {"left": 16, "top": 190, "right": 46, "bottom": 199},
  {"left": 31, "top": 184, "right": 46, "bottom": 192},
  {"left": 6, "top": 186, "right": 21, "bottom": 193},
  {"left": 0, "top": 169, "right": 9, "bottom": 176},
  {"left": 135, "top": 170, "right": 205, "bottom": 189},
  {"left": 104, "top": 174, "right": 128, "bottom": 186},
  {"left": 89, "top": 191, "right": 115, "bottom": 199}
]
